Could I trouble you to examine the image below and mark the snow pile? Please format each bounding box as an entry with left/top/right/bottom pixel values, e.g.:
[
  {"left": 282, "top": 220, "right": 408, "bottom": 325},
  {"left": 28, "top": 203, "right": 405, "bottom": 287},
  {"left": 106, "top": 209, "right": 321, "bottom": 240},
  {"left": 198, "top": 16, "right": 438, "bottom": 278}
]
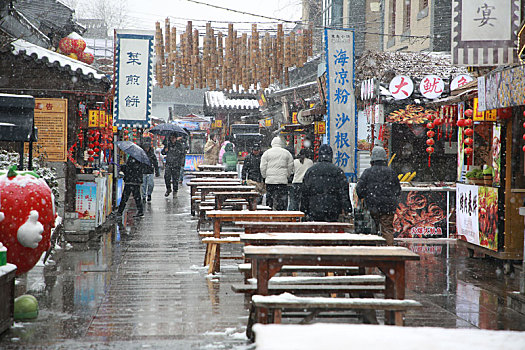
[
  {"left": 254, "top": 323, "right": 525, "bottom": 350},
  {"left": 17, "top": 210, "right": 44, "bottom": 248}
]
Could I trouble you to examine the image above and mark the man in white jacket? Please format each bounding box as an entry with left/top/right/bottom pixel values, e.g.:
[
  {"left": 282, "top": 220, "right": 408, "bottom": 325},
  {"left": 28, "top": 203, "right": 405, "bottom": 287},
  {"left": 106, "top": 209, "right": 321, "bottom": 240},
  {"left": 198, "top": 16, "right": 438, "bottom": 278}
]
[{"left": 260, "top": 136, "right": 294, "bottom": 210}]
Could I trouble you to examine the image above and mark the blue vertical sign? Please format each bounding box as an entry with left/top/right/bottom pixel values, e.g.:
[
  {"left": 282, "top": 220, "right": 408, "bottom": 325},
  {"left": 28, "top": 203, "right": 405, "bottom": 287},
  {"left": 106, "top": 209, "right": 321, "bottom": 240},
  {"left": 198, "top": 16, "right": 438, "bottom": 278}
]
[
  {"left": 325, "top": 29, "right": 357, "bottom": 181},
  {"left": 115, "top": 30, "right": 154, "bottom": 128}
]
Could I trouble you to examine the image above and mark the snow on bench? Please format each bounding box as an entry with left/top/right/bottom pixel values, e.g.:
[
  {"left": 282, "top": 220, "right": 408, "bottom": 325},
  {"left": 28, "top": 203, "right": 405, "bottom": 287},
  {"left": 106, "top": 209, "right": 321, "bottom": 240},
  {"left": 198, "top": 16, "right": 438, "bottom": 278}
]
[
  {"left": 238, "top": 263, "right": 360, "bottom": 274},
  {"left": 246, "top": 275, "right": 385, "bottom": 285},
  {"left": 252, "top": 293, "right": 422, "bottom": 326}
]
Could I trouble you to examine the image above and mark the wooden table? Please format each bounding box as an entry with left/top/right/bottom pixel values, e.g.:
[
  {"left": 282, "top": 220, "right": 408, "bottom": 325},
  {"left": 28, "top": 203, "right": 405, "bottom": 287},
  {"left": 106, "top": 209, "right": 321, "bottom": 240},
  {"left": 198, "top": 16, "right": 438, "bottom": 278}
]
[
  {"left": 215, "top": 191, "right": 259, "bottom": 211},
  {"left": 235, "top": 221, "right": 352, "bottom": 234},
  {"left": 205, "top": 211, "right": 304, "bottom": 273},
  {"left": 240, "top": 233, "right": 385, "bottom": 246},
  {"left": 197, "top": 164, "right": 225, "bottom": 171},
  {"left": 186, "top": 171, "right": 238, "bottom": 178},
  {"left": 199, "top": 186, "right": 256, "bottom": 202},
  {"left": 244, "top": 245, "right": 420, "bottom": 324},
  {"left": 187, "top": 180, "right": 241, "bottom": 214}
]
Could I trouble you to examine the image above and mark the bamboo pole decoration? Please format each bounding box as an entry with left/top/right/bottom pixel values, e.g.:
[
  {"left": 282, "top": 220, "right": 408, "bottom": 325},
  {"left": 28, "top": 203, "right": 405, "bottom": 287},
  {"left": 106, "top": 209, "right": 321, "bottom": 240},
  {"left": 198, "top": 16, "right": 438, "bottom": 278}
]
[
  {"left": 297, "top": 31, "right": 304, "bottom": 68},
  {"left": 217, "top": 32, "right": 223, "bottom": 89},
  {"left": 308, "top": 24, "right": 314, "bottom": 56}
]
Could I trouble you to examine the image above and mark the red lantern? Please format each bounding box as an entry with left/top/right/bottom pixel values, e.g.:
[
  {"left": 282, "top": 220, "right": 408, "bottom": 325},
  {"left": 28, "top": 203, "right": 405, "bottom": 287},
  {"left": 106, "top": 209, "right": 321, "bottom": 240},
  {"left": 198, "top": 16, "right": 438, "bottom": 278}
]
[
  {"left": 58, "top": 37, "right": 74, "bottom": 54},
  {"left": 94, "top": 148, "right": 100, "bottom": 153},
  {"left": 426, "top": 139, "right": 435, "bottom": 146},
  {"left": 88, "top": 143, "right": 94, "bottom": 149},
  {"left": 94, "top": 141, "right": 100, "bottom": 146},
  {"left": 88, "top": 156, "right": 95, "bottom": 162},
  {"left": 426, "top": 147, "right": 434, "bottom": 154},
  {"left": 522, "top": 122, "right": 525, "bottom": 128},
  {"left": 426, "top": 122, "right": 434, "bottom": 129},
  {"left": 464, "top": 119, "right": 473, "bottom": 127},
  {"left": 88, "top": 136, "right": 95, "bottom": 142},
  {"left": 522, "top": 145, "right": 525, "bottom": 152},
  {"left": 78, "top": 52, "right": 94, "bottom": 65},
  {"left": 427, "top": 130, "right": 435, "bottom": 138},
  {"left": 464, "top": 109, "right": 473, "bottom": 117},
  {"left": 522, "top": 134, "right": 525, "bottom": 141},
  {"left": 464, "top": 147, "right": 474, "bottom": 155},
  {"left": 464, "top": 137, "right": 473, "bottom": 146},
  {"left": 71, "top": 39, "right": 86, "bottom": 54},
  {"left": 433, "top": 118, "right": 442, "bottom": 126},
  {"left": 457, "top": 119, "right": 466, "bottom": 127},
  {"left": 464, "top": 128, "right": 474, "bottom": 136},
  {"left": 88, "top": 150, "right": 94, "bottom": 155}
]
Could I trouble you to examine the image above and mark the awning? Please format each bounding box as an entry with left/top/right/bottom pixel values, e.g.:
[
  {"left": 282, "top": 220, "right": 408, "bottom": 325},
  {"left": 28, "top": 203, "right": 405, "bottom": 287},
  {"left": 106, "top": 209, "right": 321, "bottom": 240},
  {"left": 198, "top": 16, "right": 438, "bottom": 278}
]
[{"left": 426, "top": 88, "right": 478, "bottom": 107}]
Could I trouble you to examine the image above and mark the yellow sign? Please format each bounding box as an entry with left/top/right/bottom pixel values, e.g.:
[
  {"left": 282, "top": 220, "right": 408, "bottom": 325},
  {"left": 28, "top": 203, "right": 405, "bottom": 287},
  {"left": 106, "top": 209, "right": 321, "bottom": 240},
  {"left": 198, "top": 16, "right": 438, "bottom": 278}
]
[
  {"left": 473, "top": 98, "right": 484, "bottom": 121},
  {"left": 212, "top": 119, "right": 223, "bottom": 128},
  {"left": 265, "top": 118, "right": 273, "bottom": 127},
  {"left": 315, "top": 121, "right": 326, "bottom": 135},
  {"left": 292, "top": 112, "right": 298, "bottom": 124},
  {"left": 88, "top": 110, "right": 100, "bottom": 127},
  {"left": 27, "top": 98, "right": 68, "bottom": 162},
  {"left": 485, "top": 109, "right": 497, "bottom": 121}
]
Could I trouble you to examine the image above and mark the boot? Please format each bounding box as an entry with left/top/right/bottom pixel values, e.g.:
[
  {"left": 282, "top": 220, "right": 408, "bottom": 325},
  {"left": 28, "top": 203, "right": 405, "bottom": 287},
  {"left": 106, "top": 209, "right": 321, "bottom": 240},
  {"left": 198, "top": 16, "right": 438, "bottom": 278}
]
[{"left": 165, "top": 188, "right": 172, "bottom": 197}]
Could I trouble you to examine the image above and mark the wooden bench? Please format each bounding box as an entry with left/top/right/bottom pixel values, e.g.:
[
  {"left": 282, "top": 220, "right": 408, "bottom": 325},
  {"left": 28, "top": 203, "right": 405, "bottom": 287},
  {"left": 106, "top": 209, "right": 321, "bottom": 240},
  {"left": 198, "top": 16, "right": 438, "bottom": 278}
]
[
  {"left": 232, "top": 284, "right": 386, "bottom": 295},
  {"left": 251, "top": 294, "right": 423, "bottom": 326},
  {"left": 238, "top": 263, "right": 360, "bottom": 275},
  {"left": 197, "top": 164, "right": 225, "bottom": 172},
  {"left": 188, "top": 181, "right": 241, "bottom": 215},
  {"left": 235, "top": 221, "right": 353, "bottom": 234},
  {"left": 186, "top": 171, "right": 238, "bottom": 178},
  {"left": 247, "top": 275, "right": 385, "bottom": 285}
]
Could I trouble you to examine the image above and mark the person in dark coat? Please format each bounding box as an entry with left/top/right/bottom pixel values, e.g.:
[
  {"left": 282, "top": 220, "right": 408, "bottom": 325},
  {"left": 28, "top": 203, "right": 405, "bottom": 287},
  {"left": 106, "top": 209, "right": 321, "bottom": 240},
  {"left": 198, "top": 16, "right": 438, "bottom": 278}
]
[
  {"left": 141, "top": 137, "right": 160, "bottom": 202},
  {"left": 300, "top": 144, "right": 352, "bottom": 221},
  {"left": 356, "top": 146, "right": 401, "bottom": 245},
  {"left": 117, "top": 155, "right": 145, "bottom": 217},
  {"left": 162, "top": 134, "right": 185, "bottom": 196},
  {"left": 241, "top": 143, "right": 265, "bottom": 203}
]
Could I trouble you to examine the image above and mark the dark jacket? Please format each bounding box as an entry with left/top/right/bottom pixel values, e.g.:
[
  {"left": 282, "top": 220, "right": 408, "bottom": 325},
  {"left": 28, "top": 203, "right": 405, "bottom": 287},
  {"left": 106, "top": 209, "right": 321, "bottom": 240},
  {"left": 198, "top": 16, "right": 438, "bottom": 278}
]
[
  {"left": 162, "top": 139, "right": 185, "bottom": 167},
  {"left": 242, "top": 152, "right": 263, "bottom": 182},
  {"left": 300, "top": 161, "right": 352, "bottom": 222},
  {"left": 356, "top": 160, "right": 401, "bottom": 214},
  {"left": 142, "top": 147, "right": 160, "bottom": 176},
  {"left": 121, "top": 156, "right": 145, "bottom": 185}
]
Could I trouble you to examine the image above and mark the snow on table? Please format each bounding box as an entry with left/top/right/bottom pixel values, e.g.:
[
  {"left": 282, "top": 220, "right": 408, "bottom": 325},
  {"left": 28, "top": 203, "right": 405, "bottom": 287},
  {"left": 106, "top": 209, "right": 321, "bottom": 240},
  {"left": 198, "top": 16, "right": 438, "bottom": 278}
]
[{"left": 253, "top": 323, "right": 525, "bottom": 350}]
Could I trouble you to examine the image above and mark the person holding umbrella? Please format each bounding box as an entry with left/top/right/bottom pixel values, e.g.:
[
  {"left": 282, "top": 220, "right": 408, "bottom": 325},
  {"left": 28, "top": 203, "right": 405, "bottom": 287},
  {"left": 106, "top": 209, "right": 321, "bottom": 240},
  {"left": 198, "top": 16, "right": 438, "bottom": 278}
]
[
  {"left": 116, "top": 141, "right": 151, "bottom": 217},
  {"left": 162, "top": 134, "right": 185, "bottom": 196},
  {"left": 140, "top": 137, "right": 160, "bottom": 202}
]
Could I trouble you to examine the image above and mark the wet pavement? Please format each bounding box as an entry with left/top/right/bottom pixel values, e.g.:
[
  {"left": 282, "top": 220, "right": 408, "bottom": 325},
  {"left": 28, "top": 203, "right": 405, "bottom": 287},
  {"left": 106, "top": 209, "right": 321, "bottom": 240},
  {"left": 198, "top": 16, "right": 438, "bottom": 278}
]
[{"left": 1, "top": 177, "right": 525, "bottom": 349}]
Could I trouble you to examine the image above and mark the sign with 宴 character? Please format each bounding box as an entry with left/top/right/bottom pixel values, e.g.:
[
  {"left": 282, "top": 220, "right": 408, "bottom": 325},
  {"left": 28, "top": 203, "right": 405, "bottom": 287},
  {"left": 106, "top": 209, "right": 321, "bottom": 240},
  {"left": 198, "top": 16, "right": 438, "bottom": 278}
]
[
  {"left": 452, "top": 0, "right": 521, "bottom": 66},
  {"left": 325, "top": 28, "right": 356, "bottom": 179},
  {"left": 115, "top": 30, "right": 154, "bottom": 128}
]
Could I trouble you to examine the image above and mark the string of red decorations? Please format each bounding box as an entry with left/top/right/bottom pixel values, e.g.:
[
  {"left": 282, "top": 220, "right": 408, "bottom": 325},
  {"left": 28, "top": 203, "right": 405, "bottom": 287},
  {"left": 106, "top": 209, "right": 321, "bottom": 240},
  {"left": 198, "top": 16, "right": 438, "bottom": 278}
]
[
  {"left": 458, "top": 108, "right": 474, "bottom": 170},
  {"left": 426, "top": 121, "right": 434, "bottom": 167}
]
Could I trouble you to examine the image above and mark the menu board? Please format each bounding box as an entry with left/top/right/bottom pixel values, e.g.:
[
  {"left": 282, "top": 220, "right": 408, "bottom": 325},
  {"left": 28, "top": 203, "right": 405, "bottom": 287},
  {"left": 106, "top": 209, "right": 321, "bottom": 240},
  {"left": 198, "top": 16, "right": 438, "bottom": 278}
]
[{"left": 27, "top": 98, "right": 68, "bottom": 162}]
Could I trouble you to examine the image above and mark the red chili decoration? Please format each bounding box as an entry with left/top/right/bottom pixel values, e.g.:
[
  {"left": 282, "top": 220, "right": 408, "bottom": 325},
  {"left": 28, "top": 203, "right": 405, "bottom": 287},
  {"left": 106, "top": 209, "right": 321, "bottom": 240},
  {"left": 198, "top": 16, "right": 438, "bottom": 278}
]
[
  {"left": 426, "top": 138, "right": 435, "bottom": 146},
  {"left": 427, "top": 130, "right": 435, "bottom": 138}
]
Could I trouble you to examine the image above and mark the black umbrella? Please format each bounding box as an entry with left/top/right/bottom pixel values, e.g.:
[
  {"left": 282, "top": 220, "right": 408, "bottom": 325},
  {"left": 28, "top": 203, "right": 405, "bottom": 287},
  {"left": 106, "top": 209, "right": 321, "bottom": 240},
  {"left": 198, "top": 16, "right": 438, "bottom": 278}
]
[
  {"left": 116, "top": 141, "right": 151, "bottom": 165},
  {"left": 149, "top": 123, "right": 188, "bottom": 137}
]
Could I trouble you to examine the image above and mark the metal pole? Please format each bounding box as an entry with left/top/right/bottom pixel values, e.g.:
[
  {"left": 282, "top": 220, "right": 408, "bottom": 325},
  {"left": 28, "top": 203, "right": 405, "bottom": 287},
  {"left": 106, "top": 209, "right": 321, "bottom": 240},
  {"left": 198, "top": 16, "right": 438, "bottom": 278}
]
[
  {"left": 18, "top": 142, "right": 24, "bottom": 170},
  {"left": 446, "top": 190, "right": 450, "bottom": 239}
]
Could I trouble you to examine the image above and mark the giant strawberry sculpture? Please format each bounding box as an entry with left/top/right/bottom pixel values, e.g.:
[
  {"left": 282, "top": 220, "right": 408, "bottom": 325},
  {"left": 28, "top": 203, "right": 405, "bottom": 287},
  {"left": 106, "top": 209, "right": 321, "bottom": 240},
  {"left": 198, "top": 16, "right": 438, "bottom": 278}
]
[{"left": 0, "top": 166, "right": 56, "bottom": 275}]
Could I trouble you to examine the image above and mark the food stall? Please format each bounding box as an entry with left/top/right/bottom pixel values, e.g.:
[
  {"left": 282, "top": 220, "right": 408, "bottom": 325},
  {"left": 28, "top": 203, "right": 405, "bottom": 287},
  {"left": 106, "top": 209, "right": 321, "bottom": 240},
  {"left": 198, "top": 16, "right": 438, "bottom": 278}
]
[
  {"left": 452, "top": 65, "right": 525, "bottom": 267},
  {"left": 173, "top": 117, "right": 210, "bottom": 171}
]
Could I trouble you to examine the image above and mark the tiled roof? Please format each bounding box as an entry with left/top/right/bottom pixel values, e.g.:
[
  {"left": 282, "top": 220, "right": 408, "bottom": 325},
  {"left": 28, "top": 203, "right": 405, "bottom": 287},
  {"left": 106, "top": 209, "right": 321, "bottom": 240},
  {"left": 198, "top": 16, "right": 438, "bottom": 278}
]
[
  {"left": 204, "top": 91, "right": 259, "bottom": 110},
  {"left": 11, "top": 39, "right": 110, "bottom": 84}
]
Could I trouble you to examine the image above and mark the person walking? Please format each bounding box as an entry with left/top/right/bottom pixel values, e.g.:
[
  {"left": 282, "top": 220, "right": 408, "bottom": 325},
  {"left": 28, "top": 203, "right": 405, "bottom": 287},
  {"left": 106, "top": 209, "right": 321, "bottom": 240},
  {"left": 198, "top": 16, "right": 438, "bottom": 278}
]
[
  {"left": 301, "top": 144, "right": 352, "bottom": 221},
  {"left": 221, "top": 142, "right": 238, "bottom": 172},
  {"left": 241, "top": 143, "right": 265, "bottom": 203},
  {"left": 218, "top": 135, "right": 233, "bottom": 164},
  {"left": 140, "top": 137, "right": 160, "bottom": 202},
  {"left": 356, "top": 146, "right": 401, "bottom": 245},
  {"left": 117, "top": 155, "right": 145, "bottom": 217},
  {"left": 288, "top": 149, "right": 313, "bottom": 211},
  {"left": 162, "top": 134, "right": 185, "bottom": 196},
  {"left": 260, "top": 136, "right": 293, "bottom": 210},
  {"left": 203, "top": 134, "right": 220, "bottom": 165},
  {"left": 179, "top": 133, "right": 189, "bottom": 183}
]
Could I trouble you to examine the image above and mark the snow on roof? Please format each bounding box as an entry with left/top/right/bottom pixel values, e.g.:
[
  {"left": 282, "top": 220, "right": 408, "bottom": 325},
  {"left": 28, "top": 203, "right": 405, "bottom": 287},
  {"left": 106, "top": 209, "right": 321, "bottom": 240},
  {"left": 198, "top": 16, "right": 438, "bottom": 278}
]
[
  {"left": 356, "top": 50, "right": 469, "bottom": 84},
  {"left": 205, "top": 90, "right": 259, "bottom": 110},
  {"left": 253, "top": 323, "right": 525, "bottom": 350},
  {"left": 11, "top": 39, "right": 109, "bottom": 83}
]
